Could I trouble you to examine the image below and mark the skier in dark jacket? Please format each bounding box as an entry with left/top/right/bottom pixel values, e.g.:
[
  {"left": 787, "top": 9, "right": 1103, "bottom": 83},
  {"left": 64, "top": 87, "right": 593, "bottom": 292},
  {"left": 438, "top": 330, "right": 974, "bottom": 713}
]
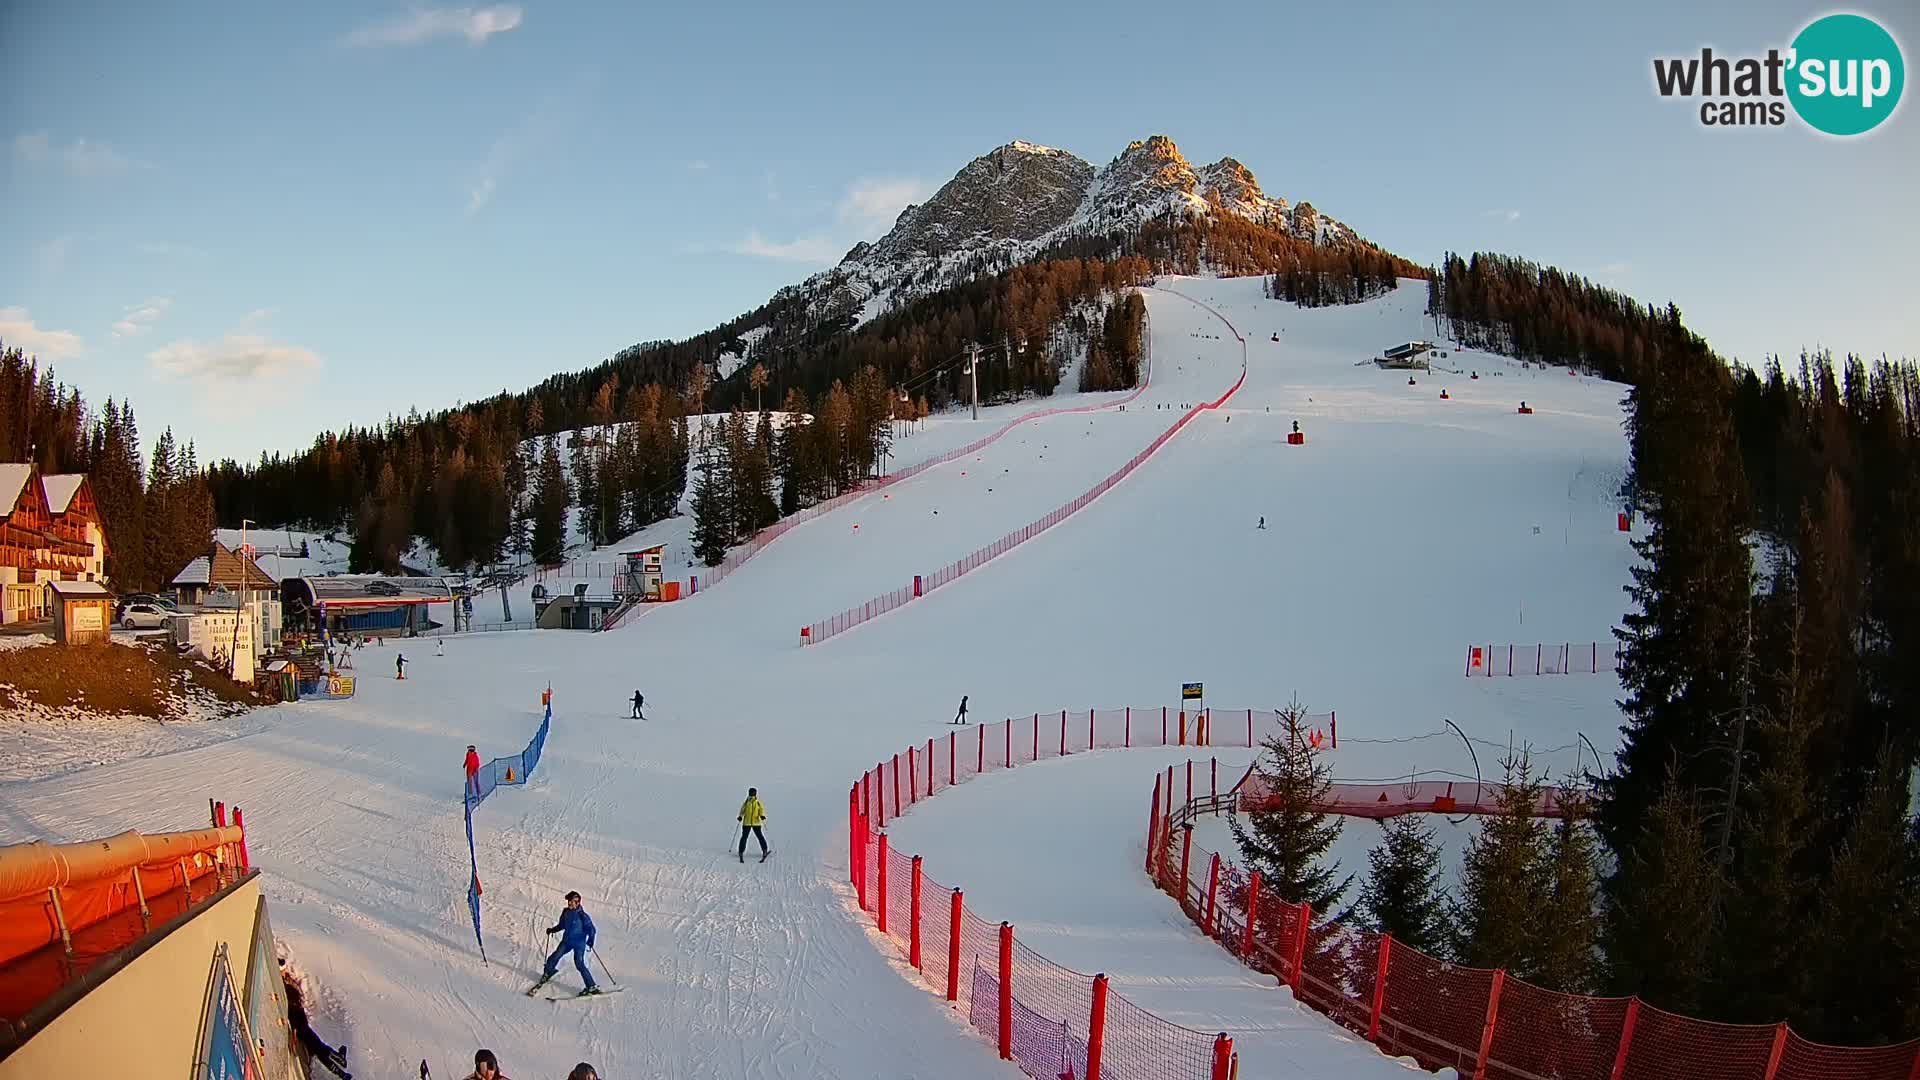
[
  {"left": 951, "top": 695, "right": 969, "bottom": 725},
  {"left": 629, "top": 691, "right": 645, "bottom": 720},
  {"left": 282, "top": 959, "right": 352, "bottom": 1078},
  {"left": 531, "top": 891, "right": 599, "bottom": 995}
]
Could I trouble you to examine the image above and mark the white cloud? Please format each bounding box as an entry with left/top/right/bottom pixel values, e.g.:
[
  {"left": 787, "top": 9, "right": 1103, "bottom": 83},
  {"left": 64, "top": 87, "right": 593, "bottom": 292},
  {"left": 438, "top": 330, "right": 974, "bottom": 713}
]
[
  {"left": 1481, "top": 207, "right": 1522, "bottom": 223},
  {"left": 734, "top": 175, "right": 929, "bottom": 265},
  {"left": 13, "top": 132, "right": 134, "bottom": 177},
  {"left": 733, "top": 230, "right": 842, "bottom": 264},
  {"left": 687, "top": 159, "right": 710, "bottom": 172},
  {"left": 461, "top": 72, "right": 596, "bottom": 216},
  {"left": 0, "top": 307, "right": 85, "bottom": 360},
  {"left": 837, "top": 177, "right": 928, "bottom": 235},
  {"left": 466, "top": 176, "right": 497, "bottom": 214},
  {"left": 111, "top": 297, "right": 173, "bottom": 338},
  {"left": 149, "top": 332, "right": 321, "bottom": 383},
  {"left": 345, "top": 5, "right": 522, "bottom": 47}
]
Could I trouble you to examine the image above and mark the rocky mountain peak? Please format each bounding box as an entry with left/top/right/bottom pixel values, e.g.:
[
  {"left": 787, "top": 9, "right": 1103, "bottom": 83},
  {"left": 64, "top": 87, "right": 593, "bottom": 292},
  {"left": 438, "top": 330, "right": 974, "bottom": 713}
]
[{"left": 777, "top": 134, "right": 1376, "bottom": 343}]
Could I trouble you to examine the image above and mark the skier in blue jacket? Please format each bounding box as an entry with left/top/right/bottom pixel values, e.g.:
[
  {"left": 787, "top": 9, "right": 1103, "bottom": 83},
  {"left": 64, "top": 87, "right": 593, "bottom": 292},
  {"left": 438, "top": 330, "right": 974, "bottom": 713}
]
[{"left": 529, "top": 891, "right": 599, "bottom": 996}]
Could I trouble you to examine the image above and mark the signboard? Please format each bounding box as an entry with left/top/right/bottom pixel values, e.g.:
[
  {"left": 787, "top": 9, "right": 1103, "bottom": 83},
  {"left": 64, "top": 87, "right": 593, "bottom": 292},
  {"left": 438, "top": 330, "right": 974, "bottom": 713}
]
[
  {"left": 242, "top": 899, "right": 293, "bottom": 1080},
  {"left": 328, "top": 675, "right": 355, "bottom": 697},
  {"left": 196, "top": 943, "right": 264, "bottom": 1080},
  {"left": 72, "top": 606, "right": 103, "bottom": 631},
  {"left": 1181, "top": 682, "right": 1204, "bottom": 701}
]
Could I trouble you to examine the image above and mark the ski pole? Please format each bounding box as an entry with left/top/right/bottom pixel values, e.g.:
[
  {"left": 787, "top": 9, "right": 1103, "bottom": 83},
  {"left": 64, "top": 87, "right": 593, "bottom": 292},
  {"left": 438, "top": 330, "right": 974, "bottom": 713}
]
[{"left": 591, "top": 946, "right": 621, "bottom": 989}]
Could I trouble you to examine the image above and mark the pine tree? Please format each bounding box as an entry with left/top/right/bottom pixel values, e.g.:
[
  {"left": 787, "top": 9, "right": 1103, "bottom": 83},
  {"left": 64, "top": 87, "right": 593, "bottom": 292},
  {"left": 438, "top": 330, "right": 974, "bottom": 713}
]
[
  {"left": 1228, "top": 701, "right": 1351, "bottom": 913},
  {"left": 688, "top": 441, "right": 731, "bottom": 567},
  {"left": 571, "top": 434, "right": 601, "bottom": 548},
  {"left": 1604, "top": 776, "right": 1721, "bottom": 1012},
  {"left": 1535, "top": 793, "right": 1602, "bottom": 994},
  {"left": 1453, "top": 753, "right": 1552, "bottom": 975},
  {"left": 1356, "top": 815, "right": 1450, "bottom": 954},
  {"left": 1602, "top": 323, "right": 1754, "bottom": 857},
  {"left": 143, "top": 429, "right": 179, "bottom": 582},
  {"left": 530, "top": 435, "right": 569, "bottom": 566},
  {"left": 1801, "top": 748, "right": 1919, "bottom": 1043},
  {"left": 1712, "top": 583, "right": 1817, "bottom": 1022}
]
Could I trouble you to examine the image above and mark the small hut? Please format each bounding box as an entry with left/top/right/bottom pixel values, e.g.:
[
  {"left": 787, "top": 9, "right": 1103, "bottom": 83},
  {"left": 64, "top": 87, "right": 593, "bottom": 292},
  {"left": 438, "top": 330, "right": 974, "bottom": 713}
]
[{"left": 46, "top": 580, "right": 114, "bottom": 645}]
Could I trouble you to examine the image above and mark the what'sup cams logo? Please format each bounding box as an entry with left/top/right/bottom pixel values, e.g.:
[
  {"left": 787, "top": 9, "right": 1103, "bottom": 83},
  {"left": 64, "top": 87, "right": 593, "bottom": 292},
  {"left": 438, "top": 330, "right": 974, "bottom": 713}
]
[{"left": 1653, "top": 12, "right": 1904, "bottom": 135}]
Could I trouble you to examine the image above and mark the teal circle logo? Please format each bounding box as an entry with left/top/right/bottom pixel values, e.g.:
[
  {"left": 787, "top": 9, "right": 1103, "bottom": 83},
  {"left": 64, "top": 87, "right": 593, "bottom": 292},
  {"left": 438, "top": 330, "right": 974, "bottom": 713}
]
[{"left": 1787, "top": 13, "right": 1904, "bottom": 135}]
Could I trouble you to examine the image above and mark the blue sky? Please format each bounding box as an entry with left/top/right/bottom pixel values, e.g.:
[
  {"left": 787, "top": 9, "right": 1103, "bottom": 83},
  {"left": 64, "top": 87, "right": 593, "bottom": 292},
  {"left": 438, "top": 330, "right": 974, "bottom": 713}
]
[{"left": 2, "top": 0, "right": 1915, "bottom": 461}]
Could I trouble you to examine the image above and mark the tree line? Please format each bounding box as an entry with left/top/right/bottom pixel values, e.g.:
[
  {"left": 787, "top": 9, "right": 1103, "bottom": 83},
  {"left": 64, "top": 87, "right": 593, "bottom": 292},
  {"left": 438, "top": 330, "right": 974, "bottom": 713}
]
[{"left": 1, "top": 345, "right": 217, "bottom": 590}]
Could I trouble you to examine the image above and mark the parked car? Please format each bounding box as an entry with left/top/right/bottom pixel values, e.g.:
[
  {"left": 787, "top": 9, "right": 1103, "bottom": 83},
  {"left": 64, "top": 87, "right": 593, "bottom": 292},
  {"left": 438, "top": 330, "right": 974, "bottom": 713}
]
[
  {"left": 119, "top": 603, "right": 170, "bottom": 630},
  {"left": 120, "top": 592, "right": 178, "bottom": 611}
]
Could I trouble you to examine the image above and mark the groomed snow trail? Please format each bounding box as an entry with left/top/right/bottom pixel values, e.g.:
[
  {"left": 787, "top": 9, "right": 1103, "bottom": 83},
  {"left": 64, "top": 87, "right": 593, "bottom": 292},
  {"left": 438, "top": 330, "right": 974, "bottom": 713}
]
[{"left": 1, "top": 277, "right": 1635, "bottom": 1080}]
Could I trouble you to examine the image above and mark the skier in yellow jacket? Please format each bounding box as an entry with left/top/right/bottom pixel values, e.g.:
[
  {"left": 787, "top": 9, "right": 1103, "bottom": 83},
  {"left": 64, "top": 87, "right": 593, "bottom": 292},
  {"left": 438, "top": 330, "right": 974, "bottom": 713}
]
[{"left": 737, "top": 788, "right": 769, "bottom": 863}]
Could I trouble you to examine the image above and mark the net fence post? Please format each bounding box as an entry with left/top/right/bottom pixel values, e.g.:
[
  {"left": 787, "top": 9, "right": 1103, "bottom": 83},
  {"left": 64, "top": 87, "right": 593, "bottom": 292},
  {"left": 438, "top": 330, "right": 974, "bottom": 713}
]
[
  {"left": 1473, "top": 969, "right": 1506, "bottom": 1080},
  {"left": 1179, "top": 825, "right": 1195, "bottom": 914},
  {"left": 909, "top": 855, "right": 923, "bottom": 970},
  {"left": 1290, "top": 901, "right": 1312, "bottom": 991},
  {"left": 876, "top": 833, "right": 890, "bottom": 934},
  {"left": 1609, "top": 998, "right": 1640, "bottom": 1080},
  {"left": 1205, "top": 852, "right": 1221, "bottom": 935},
  {"left": 1211, "top": 1033, "right": 1234, "bottom": 1080},
  {"left": 1087, "top": 973, "right": 1109, "bottom": 1080},
  {"left": 946, "top": 888, "right": 963, "bottom": 1002},
  {"left": 1368, "top": 933, "right": 1392, "bottom": 1044},
  {"left": 998, "top": 922, "right": 1014, "bottom": 1061},
  {"left": 1146, "top": 775, "right": 1162, "bottom": 873},
  {"left": 1761, "top": 1024, "right": 1788, "bottom": 1080},
  {"left": 908, "top": 746, "right": 917, "bottom": 804}
]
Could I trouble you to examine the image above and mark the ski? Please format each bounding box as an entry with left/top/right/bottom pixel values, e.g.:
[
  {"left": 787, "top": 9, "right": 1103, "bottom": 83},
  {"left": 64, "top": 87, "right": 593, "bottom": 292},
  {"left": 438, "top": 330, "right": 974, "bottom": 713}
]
[{"left": 547, "top": 987, "right": 623, "bottom": 1002}]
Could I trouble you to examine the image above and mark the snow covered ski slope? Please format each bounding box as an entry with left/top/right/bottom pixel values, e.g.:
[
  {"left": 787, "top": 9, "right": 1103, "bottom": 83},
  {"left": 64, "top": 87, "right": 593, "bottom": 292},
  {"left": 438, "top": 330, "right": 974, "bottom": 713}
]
[{"left": 1, "top": 276, "right": 1639, "bottom": 1079}]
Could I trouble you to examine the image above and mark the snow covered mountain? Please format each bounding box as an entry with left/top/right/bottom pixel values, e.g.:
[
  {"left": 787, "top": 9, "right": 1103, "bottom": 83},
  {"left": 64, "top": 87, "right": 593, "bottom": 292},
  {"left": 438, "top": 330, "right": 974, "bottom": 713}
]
[{"left": 712, "top": 135, "right": 1382, "bottom": 378}]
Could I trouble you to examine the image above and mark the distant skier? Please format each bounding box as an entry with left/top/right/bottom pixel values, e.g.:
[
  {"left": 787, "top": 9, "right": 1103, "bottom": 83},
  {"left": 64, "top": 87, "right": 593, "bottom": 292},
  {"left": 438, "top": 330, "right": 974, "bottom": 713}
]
[
  {"left": 737, "top": 788, "right": 770, "bottom": 863},
  {"left": 530, "top": 891, "right": 600, "bottom": 996},
  {"left": 1258, "top": 516, "right": 1266, "bottom": 530},
  {"left": 951, "top": 695, "right": 969, "bottom": 725},
  {"left": 396, "top": 654, "right": 408, "bottom": 680},
  {"left": 462, "top": 1049, "right": 509, "bottom": 1080},
  {"left": 567, "top": 1065, "right": 600, "bottom": 1080},
  {"left": 630, "top": 691, "right": 646, "bottom": 720},
  {"left": 436, "top": 637, "right": 445, "bottom": 657},
  {"left": 464, "top": 745, "right": 482, "bottom": 797},
  {"left": 282, "top": 958, "right": 352, "bottom": 1079}
]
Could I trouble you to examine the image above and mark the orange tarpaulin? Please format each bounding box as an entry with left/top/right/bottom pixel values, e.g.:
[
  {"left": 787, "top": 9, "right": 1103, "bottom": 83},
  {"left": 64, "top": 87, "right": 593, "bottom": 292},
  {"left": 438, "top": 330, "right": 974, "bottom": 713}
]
[{"left": 0, "top": 826, "right": 243, "bottom": 969}]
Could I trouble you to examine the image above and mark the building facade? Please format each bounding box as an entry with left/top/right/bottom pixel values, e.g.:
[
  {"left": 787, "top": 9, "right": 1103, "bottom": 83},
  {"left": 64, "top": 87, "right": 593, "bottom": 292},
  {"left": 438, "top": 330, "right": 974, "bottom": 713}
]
[{"left": 0, "top": 464, "right": 108, "bottom": 625}]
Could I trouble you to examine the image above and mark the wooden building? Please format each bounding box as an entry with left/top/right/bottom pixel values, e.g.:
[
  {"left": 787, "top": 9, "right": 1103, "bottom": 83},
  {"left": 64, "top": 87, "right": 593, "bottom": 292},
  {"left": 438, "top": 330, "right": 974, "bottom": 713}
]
[
  {"left": 1, "top": 464, "right": 108, "bottom": 625},
  {"left": 46, "top": 579, "right": 114, "bottom": 645}
]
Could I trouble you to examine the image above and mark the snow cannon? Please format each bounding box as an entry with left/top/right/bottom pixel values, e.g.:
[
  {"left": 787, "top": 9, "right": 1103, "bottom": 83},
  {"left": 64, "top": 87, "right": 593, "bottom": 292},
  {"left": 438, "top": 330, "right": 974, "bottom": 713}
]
[
  {"left": 1517, "top": 401, "right": 1534, "bottom": 415},
  {"left": 1471, "top": 371, "right": 1480, "bottom": 380},
  {"left": 1440, "top": 389, "right": 1450, "bottom": 400},
  {"left": 1407, "top": 376, "right": 1417, "bottom": 385}
]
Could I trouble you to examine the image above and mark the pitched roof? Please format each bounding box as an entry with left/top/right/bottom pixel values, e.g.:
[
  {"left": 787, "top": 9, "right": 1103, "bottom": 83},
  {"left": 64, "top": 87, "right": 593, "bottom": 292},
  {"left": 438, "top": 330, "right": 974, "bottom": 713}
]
[
  {"left": 46, "top": 580, "right": 113, "bottom": 597},
  {"left": 171, "top": 556, "right": 213, "bottom": 587},
  {"left": 40, "top": 474, "right": 85, "bottom": 514},
  {"left": 174, "top": 541, "right": 277, "bottom": 592},
  {"left": 0, "top": 464, "right": 30, "bottom": 515}
]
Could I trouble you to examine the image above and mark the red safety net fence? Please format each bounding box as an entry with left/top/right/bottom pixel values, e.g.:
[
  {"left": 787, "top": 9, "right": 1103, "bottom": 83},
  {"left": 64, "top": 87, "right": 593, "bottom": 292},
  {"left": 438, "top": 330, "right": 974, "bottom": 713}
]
[
  {"left": 803, "top": 357, "right": 1247, "bottom": 646},
  {"left": 611, "top": 373, "right": 1158, "bottom": 633},
  {"left": 848, "top": 718, "right": 1241, "bottom": 1079},
  {"left": 1146, "top": 782, "right": 1920, "bottom": 1080},
  {"left": 1466, "top": 641, "right": 1622, "bottom": 677}
]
